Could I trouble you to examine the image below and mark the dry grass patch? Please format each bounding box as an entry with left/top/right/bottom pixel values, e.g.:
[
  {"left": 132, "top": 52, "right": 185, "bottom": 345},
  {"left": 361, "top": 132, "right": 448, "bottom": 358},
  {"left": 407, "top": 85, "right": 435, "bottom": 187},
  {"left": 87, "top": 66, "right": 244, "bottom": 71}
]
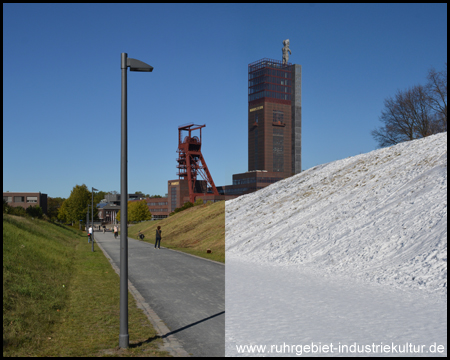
[{"left": 130, "top": 201, "right": 225, "bottom": 263}]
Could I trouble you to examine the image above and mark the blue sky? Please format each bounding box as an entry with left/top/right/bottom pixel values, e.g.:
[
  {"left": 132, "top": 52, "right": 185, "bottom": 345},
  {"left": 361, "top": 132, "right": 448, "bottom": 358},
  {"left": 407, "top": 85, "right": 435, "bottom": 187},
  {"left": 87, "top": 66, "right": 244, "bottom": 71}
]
[{"left": 3, "top": 3, "right": 447, "bottom": 199}]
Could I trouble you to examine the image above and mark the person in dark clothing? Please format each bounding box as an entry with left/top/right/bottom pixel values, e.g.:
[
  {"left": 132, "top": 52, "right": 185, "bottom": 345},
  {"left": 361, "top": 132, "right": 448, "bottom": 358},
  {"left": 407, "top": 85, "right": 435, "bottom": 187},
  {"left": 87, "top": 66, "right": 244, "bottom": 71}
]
[{"left": 155, "top": 226, "right": 162, "bottom": 249}]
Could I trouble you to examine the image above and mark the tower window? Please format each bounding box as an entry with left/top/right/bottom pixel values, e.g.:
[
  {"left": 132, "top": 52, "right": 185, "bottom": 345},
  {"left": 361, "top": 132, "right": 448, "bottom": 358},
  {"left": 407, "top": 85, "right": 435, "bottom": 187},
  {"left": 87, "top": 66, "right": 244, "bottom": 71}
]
[
  {"left": 273, "top": 128, "right": 284, "bottom": 172},
  {"left": 273, "top": 110, "right": 284, "bottom": 124}
]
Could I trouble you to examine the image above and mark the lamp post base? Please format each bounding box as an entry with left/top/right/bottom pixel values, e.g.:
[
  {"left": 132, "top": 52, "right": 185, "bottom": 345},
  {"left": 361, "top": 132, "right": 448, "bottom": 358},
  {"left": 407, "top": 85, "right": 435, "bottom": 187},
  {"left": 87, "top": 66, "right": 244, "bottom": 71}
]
[{"left": 119, "top": 334, "right": 129, "bottom": 348}]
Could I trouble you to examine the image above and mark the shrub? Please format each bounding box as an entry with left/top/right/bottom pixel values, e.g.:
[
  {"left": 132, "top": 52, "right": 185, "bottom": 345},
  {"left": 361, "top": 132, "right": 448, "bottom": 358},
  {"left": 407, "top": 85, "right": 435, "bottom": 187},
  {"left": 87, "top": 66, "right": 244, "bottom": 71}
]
[
  {"left": 169, "top": 201, "right": 194, "bottom": 216},
  {"left": 26, "top": 205, "right": 43, "bottom": 219}
]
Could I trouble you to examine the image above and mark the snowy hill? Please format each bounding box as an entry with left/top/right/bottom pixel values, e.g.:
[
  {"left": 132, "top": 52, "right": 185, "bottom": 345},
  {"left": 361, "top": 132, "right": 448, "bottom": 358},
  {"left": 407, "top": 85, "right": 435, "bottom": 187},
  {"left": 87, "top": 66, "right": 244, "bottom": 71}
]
[{"left": 225, "top": 132, "right": 447, "bottom": 294}]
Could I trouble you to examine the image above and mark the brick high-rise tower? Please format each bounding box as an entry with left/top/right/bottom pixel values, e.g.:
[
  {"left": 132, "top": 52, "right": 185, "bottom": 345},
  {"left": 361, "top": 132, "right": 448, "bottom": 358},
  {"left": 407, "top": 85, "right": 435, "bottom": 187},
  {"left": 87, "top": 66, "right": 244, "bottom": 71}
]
[{"left": 248, "top": 58, "right": 301, "bottom": 177}]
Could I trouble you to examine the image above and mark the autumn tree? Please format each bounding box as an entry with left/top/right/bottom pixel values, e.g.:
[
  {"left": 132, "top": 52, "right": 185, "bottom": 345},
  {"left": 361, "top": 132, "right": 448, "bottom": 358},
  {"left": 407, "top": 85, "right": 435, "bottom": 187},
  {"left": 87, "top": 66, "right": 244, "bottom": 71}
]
[
  {"left": 117, "top": 200, "right": 152, "bottom": 223},
  {"left": 130, "top": 200, "right": 152, "bottom": 222}
]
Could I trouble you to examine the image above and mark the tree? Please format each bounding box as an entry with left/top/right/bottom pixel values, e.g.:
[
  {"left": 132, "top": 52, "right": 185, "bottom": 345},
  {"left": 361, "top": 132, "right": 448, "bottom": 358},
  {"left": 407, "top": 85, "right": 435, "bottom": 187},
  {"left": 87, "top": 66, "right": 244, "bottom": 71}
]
[
  {"left": 134, "top": 191, "right": 150, "bottom": 198},
  {"left": 130, "top": 200, "right": 152, "bottom": 222},
  {"left": 47, "top": 197, "right": 65, "bottom": 221},
  {"left": 372, "top": 85, "right": 436, "bottom": 147},
  {"left": 426, "top": 63, "right": 447, "bottom": 132},
  {"left": 58, "top": 184, "right": 96, "bottom": 224},
  {"left": 93, "top": 191, "right": 107, "bottom": 206},
  {"left": 57, "top": 198, "right": 70, "bottom": 222},
  {"left": 372, "top": 64, "right": 447, "bottom": 148},
  {"left": 117, "top": 200, "right": 152, "bottom": 223}
]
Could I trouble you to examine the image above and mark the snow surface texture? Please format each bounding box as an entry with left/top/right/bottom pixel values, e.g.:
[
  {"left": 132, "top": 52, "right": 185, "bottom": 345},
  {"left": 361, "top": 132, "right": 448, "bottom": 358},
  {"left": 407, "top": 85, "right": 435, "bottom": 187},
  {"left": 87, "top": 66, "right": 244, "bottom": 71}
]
[
  {"left": 225, "top": 258, "right": 447, "bottom": 357},
  {"left": 226, "top": 133, "right": 447, "bottom": 294}
]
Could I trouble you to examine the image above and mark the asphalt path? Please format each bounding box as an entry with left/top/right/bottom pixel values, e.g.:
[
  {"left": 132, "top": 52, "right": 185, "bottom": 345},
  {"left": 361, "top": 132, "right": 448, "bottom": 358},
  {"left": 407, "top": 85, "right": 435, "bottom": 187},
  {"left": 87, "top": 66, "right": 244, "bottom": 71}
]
[{"left": 93, "top": 230, "right": 225, "bottom": 357}]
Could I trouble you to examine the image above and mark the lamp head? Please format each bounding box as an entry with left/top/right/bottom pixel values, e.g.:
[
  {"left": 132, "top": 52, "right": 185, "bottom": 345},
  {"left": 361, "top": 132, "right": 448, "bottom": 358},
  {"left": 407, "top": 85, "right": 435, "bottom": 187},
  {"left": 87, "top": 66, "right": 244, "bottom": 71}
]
[{"left": 127, "top": 58, "right": 153, "bottom": 72}]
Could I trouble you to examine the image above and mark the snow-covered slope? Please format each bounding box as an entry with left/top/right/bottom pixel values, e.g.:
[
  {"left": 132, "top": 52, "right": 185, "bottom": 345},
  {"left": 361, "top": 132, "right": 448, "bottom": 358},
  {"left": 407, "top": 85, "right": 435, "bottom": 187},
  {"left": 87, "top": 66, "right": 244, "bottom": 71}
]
[{"left": 225, "top": 132, "right": 447, "bottom": 294}]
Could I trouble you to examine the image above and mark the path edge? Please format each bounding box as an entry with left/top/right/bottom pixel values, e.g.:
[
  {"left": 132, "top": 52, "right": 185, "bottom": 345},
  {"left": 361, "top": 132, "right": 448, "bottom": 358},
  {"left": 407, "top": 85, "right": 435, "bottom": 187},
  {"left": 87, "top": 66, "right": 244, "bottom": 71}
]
[{"left": 95, "top": 238, "right": 191, "bottom": 357}]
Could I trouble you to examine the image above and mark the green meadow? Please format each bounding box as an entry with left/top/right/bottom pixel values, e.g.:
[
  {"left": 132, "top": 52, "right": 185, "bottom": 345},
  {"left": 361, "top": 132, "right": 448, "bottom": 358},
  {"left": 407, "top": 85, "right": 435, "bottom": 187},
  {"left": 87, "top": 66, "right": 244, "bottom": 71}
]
[{"left": 3, "top": 214, "right": 169, "bottom": 357}]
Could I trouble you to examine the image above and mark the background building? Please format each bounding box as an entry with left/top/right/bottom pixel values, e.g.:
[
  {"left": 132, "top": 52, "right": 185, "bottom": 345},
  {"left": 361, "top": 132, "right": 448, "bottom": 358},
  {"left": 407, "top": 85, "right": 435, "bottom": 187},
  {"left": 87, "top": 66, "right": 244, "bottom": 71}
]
[
  {"left": 3, "top": 192, "right": 48, "bottom": 214},
  {"left": 217, "top": 171, "right": 284, "bottom": 196},
  {"left": 248, "top": 58, "right": 302, "bottom": 177},
  {"left": 168, "top": 179, "right": 229, "bottom": 212},
  {"left": 219, "top": 57, "right": 302, "bottom": 194},
  {"left": 107, "top": 56, "right": 303, "bottom": 212},
  {"left": 97, "top": 193, "right": 146, "bottom": 224},
  {"left": 145, "top": 197, "right": 169, "bottom": 220},
  {"left": 129, "top": 196, "right": 170, "bottom": 220}
]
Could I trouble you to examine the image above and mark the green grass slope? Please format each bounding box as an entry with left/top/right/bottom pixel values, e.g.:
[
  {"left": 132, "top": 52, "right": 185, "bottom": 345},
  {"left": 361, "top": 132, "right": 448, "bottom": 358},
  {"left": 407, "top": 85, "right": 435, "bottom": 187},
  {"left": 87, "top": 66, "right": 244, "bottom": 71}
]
[
  {"left": 129, "top": 201, "right": 225, "bottom": 263},
  {"left": 3, "top": 215, "right": 78, "bottom": 353},
  {"left": 3, "top": 214, "right": 169, "bottom": 357}
]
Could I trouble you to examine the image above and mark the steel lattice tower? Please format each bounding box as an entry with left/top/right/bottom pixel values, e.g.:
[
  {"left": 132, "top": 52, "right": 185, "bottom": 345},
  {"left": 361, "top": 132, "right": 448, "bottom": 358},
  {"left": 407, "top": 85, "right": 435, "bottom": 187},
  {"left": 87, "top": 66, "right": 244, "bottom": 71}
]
[{"left": 176, "top": 124, "right": 219, "bottom": 203}]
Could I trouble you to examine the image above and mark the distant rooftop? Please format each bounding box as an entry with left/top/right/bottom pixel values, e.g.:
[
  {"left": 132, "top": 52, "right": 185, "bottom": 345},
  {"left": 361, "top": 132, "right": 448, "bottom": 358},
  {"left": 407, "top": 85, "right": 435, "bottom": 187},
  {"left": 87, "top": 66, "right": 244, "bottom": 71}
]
[{"left": 248, "top": 58, "right": 292, "bottom": 72}]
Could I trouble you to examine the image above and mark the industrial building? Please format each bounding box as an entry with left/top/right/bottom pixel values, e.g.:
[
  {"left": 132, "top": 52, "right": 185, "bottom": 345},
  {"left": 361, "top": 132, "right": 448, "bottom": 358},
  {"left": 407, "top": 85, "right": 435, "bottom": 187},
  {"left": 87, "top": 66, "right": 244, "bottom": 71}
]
[
  {"left": 168, "top": 56, "right": 302, "bottom": 205},
  {"left": 99, "top": 53, "right": 303, "bottom": 219},
  {"left": 248, "top": 58, "right": 302, "bottom": 176},
  {"left": 168, "top": 123, "right": 233, "bottom": 212},
  {"left": 218, "top": 57, "right": 302, "bottom": 196}
]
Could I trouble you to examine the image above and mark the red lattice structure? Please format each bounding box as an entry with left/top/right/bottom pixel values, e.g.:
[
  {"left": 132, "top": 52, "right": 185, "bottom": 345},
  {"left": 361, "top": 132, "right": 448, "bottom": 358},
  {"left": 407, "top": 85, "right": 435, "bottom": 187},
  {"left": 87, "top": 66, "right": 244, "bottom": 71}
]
[{"left": 176, "top": 123, "right": 219, "bottom": 203}]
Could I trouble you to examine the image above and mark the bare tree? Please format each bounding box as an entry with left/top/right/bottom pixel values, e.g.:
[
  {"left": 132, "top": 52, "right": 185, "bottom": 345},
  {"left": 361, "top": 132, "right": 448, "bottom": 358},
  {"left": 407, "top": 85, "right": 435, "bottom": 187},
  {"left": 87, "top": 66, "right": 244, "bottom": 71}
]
[
  {"left": 372, "top": 64, "right": 447, "bottom": 148},
  {"left": 372, "top": 85, "right": 434, "bottom": 147},
  {"left": 426, "top": 63, "right": 447, "bottom": 132}
]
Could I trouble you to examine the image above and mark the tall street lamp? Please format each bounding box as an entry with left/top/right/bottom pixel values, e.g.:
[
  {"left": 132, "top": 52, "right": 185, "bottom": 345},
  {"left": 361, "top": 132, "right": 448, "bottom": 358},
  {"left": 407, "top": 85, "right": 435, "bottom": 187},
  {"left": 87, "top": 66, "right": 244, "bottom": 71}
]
[
  {"left": 87, "top": 204, "right": 91, "bottom": 243},
  {"left": 119, "top": 53, "right": 153, "bottom": 349},
  {"left": 92, "top": 187, "right": 98, "bottom": 252}
]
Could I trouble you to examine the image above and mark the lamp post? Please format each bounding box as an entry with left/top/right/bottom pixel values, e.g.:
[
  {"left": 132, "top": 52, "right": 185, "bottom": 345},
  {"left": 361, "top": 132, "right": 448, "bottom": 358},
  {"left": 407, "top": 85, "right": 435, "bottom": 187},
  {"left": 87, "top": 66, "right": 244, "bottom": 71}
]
[
  {"left": 87, "top": 204, "right": 91, "bottom": 243},
  {"left": 92, "top": 187, "right": 98, "bottom": 252},
  {"left": 119, "top": 53, "right": 153, "bottom": 349}
]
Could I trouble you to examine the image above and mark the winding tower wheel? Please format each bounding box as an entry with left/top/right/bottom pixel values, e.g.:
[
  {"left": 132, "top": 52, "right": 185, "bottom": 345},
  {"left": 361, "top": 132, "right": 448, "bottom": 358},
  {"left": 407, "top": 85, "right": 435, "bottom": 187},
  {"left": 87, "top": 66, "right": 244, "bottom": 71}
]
[{"left": 176, "top": 124, "right": 219, "bottom": 203}]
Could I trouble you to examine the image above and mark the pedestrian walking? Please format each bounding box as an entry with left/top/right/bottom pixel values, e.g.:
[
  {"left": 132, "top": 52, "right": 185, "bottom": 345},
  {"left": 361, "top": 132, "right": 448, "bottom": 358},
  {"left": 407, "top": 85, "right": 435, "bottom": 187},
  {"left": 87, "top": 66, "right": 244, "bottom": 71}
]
[
  {"left": 114, "top": 225, "right": 118, "bottom": 239},
  {"left": 88, "top": 225, "right": 93, "bottom": 243},
  {"left": 155, "top": 226, "right": 162, "bottom": 249},
  {"left": 103, "top": 225, "right": 105, "bottom": 234}
]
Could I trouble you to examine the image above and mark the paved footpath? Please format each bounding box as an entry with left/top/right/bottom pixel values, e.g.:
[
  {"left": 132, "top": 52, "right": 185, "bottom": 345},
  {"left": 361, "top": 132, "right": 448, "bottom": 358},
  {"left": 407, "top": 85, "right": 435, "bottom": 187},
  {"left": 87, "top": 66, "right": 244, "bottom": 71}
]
[{"left": 93, "top": 230, "right": 225, "bottom": 357}]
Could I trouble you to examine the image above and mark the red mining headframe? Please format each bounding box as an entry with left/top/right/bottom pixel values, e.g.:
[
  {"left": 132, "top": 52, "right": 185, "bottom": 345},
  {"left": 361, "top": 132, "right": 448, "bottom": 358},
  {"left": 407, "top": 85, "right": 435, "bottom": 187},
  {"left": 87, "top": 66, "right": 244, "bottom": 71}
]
[{"left": 176, "top": 123, "right": 219, "bottom": 203}]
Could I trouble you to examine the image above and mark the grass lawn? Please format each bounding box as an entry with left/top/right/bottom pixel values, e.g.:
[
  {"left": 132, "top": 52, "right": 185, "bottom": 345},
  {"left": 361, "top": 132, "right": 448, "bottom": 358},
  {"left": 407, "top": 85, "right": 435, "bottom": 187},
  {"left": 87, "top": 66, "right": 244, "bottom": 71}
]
[{"left": 3, "top": 214, "right": 170, "bottom": 357}]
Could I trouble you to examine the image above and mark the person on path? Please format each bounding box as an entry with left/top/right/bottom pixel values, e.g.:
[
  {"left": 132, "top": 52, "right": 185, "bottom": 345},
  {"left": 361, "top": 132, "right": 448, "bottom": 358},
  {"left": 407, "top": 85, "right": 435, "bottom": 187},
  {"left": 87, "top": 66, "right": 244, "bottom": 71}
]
[
  {"left": 114, "top": 225, "right": 118, "bottom": 239},
  {"left": 155, "top": 226, "right": 162, "bottom": 249}
]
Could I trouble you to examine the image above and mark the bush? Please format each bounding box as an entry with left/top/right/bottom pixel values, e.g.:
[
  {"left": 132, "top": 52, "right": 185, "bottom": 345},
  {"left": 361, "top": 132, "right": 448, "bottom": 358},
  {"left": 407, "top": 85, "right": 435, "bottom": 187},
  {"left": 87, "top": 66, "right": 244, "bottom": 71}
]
[
  {"left": 194, "top": 198, "right": 204, "bottom": 206},
  {"left": 169, "top": 201, "right": 194, "bottom": 216},
  {"left": 3, "top": 201, "right": 44, "bottom": 219},
  {"left": 26, "top": 205, "right": 43, "bottom": 219},
  {"left": 8, "top": 206, "right": 27, "bottom": 217}
]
